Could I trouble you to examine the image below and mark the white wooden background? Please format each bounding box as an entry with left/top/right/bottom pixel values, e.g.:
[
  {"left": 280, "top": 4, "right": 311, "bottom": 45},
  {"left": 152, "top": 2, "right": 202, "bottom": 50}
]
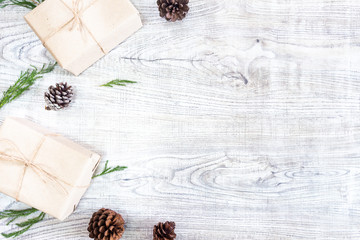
[{"left": 1, "top": 0, "right": 360, "bottom": 239}]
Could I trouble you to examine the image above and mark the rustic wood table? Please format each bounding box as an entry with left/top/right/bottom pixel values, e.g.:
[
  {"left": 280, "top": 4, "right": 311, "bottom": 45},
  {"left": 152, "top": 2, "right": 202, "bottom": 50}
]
[{"left": 1, "top": 0, "right": 360, "bottom": 239}]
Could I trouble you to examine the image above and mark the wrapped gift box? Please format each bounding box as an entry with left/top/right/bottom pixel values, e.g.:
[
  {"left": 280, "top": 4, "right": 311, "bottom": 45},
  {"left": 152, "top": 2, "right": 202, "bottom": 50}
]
[
  {"left": 0, "top": 117, "right": 101, "bottom": 221},
  {"left": 24, "top": 0, "right": 143, "bottom": 76}
]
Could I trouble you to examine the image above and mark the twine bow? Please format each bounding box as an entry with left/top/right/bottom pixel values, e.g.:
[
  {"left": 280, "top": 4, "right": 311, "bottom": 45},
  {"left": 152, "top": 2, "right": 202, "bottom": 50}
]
[
  {"left": 68, "top": 0, "right": 85, "bottom": 32},
  {"left": 0, "top": 136, "right": 75, "bottom": 201},
  {"left": 43, "top": 0, "right": 106, "bottom": 54}
]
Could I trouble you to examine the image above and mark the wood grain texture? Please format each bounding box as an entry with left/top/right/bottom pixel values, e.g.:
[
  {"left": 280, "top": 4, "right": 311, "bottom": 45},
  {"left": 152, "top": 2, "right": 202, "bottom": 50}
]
[{"left": 1, "top": 0, "right": 360, "bottom": 239}]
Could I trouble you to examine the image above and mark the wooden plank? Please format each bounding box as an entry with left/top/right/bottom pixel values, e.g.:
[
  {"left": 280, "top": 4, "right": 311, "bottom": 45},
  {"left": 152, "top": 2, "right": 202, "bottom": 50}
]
[{"left": 1, "top": 0, "right": 360, "bottom": 239}]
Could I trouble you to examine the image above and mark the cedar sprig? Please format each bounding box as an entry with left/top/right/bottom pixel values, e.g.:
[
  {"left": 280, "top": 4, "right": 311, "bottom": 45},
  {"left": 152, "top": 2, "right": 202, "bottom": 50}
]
[
  {"left": 0, "top": 208, "right": 38, "bottom": 225},
  {"left": 0, "top": 62, "right": 56, "bottom": 110},
  {"left": 0, "top": 208, "right": 46, "bottom": 238},
  {"left": 92, "top": 160, "right": 127, "bottom": 179},
  {"left": 0, "top": 0, "right": 43, "bottom": 9},
  {"left": 2, "top": 212, "right": 45, "bottom": 238},
  {"left": 100, "top": 79, "right": 136, "bottom": 87}
]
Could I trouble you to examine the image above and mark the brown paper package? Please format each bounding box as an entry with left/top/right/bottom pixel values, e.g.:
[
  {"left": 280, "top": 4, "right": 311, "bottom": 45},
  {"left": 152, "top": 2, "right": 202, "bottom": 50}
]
[
  {"left": 24, "top": 0, "right": 143, "bottom": 76},
  {"left": 0, "top": 118, "right": 101, "bottom": 221}
]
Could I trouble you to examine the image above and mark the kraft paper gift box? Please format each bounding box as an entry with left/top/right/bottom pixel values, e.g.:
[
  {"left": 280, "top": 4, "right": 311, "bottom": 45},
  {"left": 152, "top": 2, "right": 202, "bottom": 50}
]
[
  {"left": 24, "top": 0, "right": 143, "bottom": 76},
  {"left": 0, "top": 117, "right": 101, "bottom": 221}
]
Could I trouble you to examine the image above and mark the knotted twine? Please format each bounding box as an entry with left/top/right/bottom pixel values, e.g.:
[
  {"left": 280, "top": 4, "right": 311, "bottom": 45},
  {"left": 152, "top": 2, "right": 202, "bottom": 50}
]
[
  {"left": 42, "top": 0, "right": 106, "bottom": 54},
  {"left": 0, "top": 135, "right": 85, "bottom": 201}
]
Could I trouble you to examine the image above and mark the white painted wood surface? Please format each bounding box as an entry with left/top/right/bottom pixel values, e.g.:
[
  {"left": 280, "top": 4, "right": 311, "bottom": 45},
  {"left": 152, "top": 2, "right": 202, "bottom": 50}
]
[{"left": 1, "top": 0, "right": 360, "bottom": 239}]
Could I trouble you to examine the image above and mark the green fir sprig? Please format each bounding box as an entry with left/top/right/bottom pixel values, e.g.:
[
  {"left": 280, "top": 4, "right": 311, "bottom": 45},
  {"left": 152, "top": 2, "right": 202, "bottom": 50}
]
[
  {"left": 0, "top": 0, "right": 43, "bottom": 9},
  {"left": 92, "top": 160, "right": 127, "bottom": 179},
  {"left": 100, "top": 79, "right": 136, "bottom": 88},
  {"left": 2, "top": 212, "right": 45, "bottom": 238},
  {"left": 0, "top": 160, "right": 126, "bottom": 238},
  {"left": 0, "top": 62, "right": 56, "bottom": 110},
  {"left": 0, "top": 208, "right": 44, "bottom": 238},
  {"left": 0, "top": 208, "right": 38, "bottom": 225}
]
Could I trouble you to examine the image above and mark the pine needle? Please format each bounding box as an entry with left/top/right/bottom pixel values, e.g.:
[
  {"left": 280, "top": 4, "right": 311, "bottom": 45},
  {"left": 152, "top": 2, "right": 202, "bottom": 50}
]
[
  {"left": 0, "top": 62, "right": 56, "bottom": 110},
  {"left": 15, "top": 212, "right": 45, "bottom": 228},
  {"left": 0, "top": 208, "right": 46, "bottom": 238},
  {"left": 100, "top": 79, "right": 136, "bottom": 87},
  {"left": 0, "top": 208, "right": 38, "bottom": 225},
  {"left": 2, "top": 226, "right": 31, "bottom": 239},
  {"left": 2, "top": 212, "right": 45, "bottom": 238},
  {"left": 0, "top": 0, "right": 43, "bottom": 9},
  {"left": 92, "top": 160, "right": 127, "bottom": 179}
]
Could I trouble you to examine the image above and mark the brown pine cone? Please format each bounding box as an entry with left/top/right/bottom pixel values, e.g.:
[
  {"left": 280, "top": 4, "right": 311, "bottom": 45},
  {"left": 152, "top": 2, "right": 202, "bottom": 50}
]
[
  {"left": 153, "top": 221, "right": 176, "bottom": 240},
  {"left": 88, "top": 208, "right": 125, "bottom": 240},
  {"left": 44, "top": 82, "right": 73, "bottom": 111},
  {"left": 157, "top": 0, "right": 189, "bottom": 22}
]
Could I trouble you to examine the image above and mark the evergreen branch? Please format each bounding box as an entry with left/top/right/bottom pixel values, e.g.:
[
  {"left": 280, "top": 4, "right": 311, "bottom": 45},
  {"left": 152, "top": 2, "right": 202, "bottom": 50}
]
[
  {"left": 0, "top": 208, "right": 46, "bottom": 238},
  {"left": 92, "top": 160, "right": 127, "bottom": 179},
  {"left": 1, "top": 225, "right": 31, "bottom": 238},
  {"left": 0, "top": 0, "right": 43, "bottom": 9},
  {"left": 15, "top": 212, "right": 45, "bottom": 228},
  {"left": 100, "top": 79, "right": 136, "bottom": 88},
  {"left": 0, "top": 208, "right": 38, "bottom": 225},
  {"left": 0, "top": 62, "right": 56, "bottom": 110},
  {"left": 2, "top": 212, "right": 45, "bottom": 238}
]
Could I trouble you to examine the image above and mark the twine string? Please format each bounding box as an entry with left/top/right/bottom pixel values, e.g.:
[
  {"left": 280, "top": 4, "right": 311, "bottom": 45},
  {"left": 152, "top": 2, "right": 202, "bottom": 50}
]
[
  {"left": 51, "top": 0, "right": 106, "bottom": 54},
  {"left": 69, "top": 0, "right": 83, "bottom": 31},
  {"left": 0, "top": 136, "right": 77, "bottom": 201}
]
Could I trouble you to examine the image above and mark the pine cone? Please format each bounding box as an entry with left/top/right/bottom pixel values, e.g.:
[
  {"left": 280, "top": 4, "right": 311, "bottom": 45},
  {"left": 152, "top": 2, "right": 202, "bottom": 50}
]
[
  {"left": 88, "top": 208, "right": 125, "bottom": 240},
  {"left": 153, "top": 221, "right": 176, "bottom": 240},
  {"left": 157, "top": 0, "right": 189, "bottom": 22},
  {"left": 44, "top": 82, "right": 73, "bottom": 111}
]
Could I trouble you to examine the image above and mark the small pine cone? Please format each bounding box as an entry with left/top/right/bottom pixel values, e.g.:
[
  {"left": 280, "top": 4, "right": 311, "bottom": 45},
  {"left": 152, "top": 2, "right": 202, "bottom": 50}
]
[
  {"left": 157, "top": 0, "right": 189, "bottom": 22},
  {"left": 44, "top": 82, "right": 73, "bottom": 111},
  {"left": 153, "top": 221, "right": 176, "bottom": 240},
  {"left": 88, "top": 208, "right": 125, "bottom": 240}
]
